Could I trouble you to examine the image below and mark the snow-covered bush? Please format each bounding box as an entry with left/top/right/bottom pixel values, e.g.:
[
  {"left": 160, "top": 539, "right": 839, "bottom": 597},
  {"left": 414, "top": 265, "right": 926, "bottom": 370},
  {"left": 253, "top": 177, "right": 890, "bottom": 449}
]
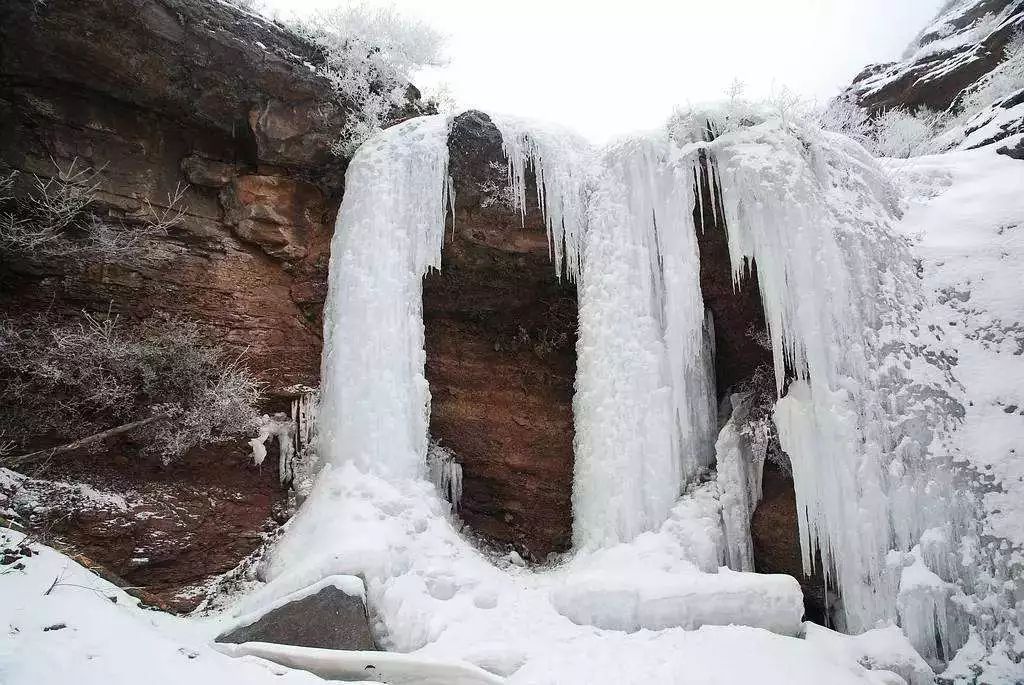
[
  {"left": 814, "top": 97, "right": 873, "bottom": 147},
  {"left": 0, "top": 159, "right": 185, "bottom": 262},
  {"left": 0, "top": 312, "right": 263, "bottom": 466},
  {"left": 668, "top": 81, "right": 778, "bottom": 144},
  {"left": 289, "top": 5, "right": 446, "bottom": 156},
  {"left": 869, "top": 107, "right": 945, "bottom": 158},
  {"left": 816, "top": 102, "right": 944, "bottom": 158}
]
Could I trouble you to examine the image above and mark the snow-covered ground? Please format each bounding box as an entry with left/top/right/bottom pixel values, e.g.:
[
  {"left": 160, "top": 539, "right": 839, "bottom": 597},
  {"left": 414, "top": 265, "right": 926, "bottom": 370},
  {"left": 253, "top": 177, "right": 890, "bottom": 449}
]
[
  {"left": 0, "top": 519, "right": 918, "bottom": 685},
  {"left": 892, "top": 141, "right": 1024, "bottom": 548}
]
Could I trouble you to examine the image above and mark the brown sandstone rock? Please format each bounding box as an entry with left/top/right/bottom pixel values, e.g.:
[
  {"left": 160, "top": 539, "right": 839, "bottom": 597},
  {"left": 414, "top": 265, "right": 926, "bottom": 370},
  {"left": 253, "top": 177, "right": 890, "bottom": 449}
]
[{"left": 422, "top": 111, "right": 577, "bottom": 559}]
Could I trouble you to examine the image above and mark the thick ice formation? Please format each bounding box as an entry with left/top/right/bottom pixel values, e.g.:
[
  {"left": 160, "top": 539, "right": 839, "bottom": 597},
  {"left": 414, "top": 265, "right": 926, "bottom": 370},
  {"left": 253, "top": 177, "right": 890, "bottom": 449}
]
[
  {"left": 715, "top": 393, "right": 766, "bottom": 572},
  {"left": 317, "top": 115, "right": 452, "bottom": 480},
  {"left": 572, "top": 135, "right": 717, "bottom": 549},
  {"left": 278, "top": 108, "right": 1018, "bottom": 678},
  {"left": 704, "top": 120, "right": 978, "bottom": 645}
]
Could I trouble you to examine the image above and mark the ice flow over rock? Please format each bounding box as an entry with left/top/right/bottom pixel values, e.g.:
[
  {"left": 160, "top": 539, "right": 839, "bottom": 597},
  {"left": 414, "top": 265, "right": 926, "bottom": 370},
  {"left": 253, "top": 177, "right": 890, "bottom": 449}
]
[{"left": 284, "top": 108, "right": 1019, "bottom": 675}]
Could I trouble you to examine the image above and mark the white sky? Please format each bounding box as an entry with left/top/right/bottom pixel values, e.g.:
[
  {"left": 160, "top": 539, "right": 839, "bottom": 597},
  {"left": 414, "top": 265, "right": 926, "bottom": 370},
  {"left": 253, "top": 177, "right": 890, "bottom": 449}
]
[{"left": 271, "top": 0, "right": 944, "bottom": 142}]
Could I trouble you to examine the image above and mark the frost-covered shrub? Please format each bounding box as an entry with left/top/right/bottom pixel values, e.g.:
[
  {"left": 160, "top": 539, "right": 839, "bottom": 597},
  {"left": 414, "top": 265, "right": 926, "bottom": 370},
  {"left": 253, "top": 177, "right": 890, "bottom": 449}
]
[
  {"left": 669, "top": 82, "right": 812, "bottom": 146},
  {"left": 870, "top": 107, "right": 944, "bottom": 158},
  {"left": 814, "top": 97, "right": 873, "bottom": 148},
  {"left": 817, "top": 102, "right": 944, "bottom": 159},
  {"left": 289, "top": 5, "right": 446, "bottom": 156},
  {"left": 668, "top": 81, "right": 778, "bottom": 144},
  {"left": 0, "top": 159, "right": 185, "bottom": 262},
  {"left": 0, "top": 313, "right": 263, "bottom": 466}
]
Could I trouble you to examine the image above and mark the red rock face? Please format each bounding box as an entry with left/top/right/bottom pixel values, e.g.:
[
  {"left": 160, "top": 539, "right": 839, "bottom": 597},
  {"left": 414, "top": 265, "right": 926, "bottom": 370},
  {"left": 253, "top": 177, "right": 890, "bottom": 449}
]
[
  {"left": 423, "top": 112, "right": 577, "bottom": 559},
  {"left": 1, "top": 435, "right": 287, "bottom": 613},
  {"left": 0, "top": 0, "right": 348, "bottom": 390},
  {"left": 0, "top": 0, "right": 354, "bottom": 601}
]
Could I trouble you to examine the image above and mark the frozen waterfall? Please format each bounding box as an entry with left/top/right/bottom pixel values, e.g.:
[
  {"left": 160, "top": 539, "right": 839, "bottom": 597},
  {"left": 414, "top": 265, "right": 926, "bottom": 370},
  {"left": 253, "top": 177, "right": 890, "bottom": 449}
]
[{"left": 305, "top": 107, "right": 1011, "bottom": 667}]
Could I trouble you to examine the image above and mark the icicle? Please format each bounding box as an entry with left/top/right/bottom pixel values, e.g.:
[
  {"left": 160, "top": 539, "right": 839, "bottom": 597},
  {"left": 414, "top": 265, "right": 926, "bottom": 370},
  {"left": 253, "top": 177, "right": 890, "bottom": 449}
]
[
  {"left": 426, "top": 441, "right": 463, "bottom": 511},
  {"left": 489, "top": 114, "right": 591, "bottom": 282}
]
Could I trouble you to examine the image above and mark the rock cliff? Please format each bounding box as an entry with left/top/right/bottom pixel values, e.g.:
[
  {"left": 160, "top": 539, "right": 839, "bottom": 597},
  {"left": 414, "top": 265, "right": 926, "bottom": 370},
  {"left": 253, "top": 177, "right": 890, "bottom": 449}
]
[
  {"left": 0, "top": 0, "right": 353, "bottom": 391},
  {"left": 0, "top": 0, "right": 361, "bottom": 609},
  {"left": 425, "top": 112, "right": 577, "bottom": 559}
]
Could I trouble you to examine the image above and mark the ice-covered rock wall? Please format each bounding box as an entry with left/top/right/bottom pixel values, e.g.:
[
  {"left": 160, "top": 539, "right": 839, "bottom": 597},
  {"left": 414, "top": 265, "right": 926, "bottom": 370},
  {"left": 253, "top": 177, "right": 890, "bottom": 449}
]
[{"left": 308, "top": 107, "right": 1013, "bottom": 666}]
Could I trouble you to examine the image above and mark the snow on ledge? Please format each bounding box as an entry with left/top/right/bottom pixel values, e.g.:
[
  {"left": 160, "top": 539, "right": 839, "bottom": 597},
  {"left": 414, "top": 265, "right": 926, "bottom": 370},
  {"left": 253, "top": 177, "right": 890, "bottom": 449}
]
[{"left": 214, "top": 642, "right": 507, "bottom": 685}]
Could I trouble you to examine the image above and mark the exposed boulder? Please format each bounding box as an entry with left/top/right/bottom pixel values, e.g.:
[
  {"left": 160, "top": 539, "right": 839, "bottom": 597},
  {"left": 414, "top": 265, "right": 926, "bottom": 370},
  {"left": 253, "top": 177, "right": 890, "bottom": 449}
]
[
  {"left": 217, "top": 579, "right": 376, "bottom": 651},
  {"left": 422, "top": 111, "right": 577, "bottom": 559}
]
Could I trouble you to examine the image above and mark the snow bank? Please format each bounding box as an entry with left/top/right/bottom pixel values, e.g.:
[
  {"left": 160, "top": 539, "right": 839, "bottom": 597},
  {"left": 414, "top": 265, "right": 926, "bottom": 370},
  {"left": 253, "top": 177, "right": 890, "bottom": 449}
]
[
  {"left": 804, "top": 623, "right": 935, "bottom": 685},
  {"left": 215, "top": 642, "right": 506, "bottom": 684},
  {"left": 549, "top": 567, "right": 803, "bottom": 635},
  {"left": 0, "top": 528, "right": 321, "bottom": 685}
]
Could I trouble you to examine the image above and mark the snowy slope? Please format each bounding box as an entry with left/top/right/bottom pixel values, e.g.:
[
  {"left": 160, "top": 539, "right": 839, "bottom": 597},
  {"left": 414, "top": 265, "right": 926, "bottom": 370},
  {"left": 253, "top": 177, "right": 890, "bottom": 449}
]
[
  {"left": 892, "top": 137, "right": 1024, "bottom": 549},
  {"left": 0, "top": 528, "right": 325, "bottom": 685}
]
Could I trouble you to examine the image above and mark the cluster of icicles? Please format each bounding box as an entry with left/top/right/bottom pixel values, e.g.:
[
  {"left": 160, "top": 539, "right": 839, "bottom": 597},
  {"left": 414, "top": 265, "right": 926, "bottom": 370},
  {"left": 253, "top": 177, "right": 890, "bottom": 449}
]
[{"left": 315, "top": 110, "right": 1017, "bottom": 664}]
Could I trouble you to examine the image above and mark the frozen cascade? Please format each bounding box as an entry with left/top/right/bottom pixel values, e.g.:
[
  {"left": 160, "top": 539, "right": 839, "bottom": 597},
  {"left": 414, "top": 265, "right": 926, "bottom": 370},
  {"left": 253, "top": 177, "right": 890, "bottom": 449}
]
[
  {"left": 698, "top": 118, "right": 982, "bottom": 654},
  {"left": 715, "top": 392, "right": 767, "bottom": 572},
  {"left": 277, "top": 106, "right": 1012, "bottom": 673},
  {"left": 572, "top": 135, "right": 717, "bottom": 549},
  {"left": 317, "top": 115, "right": 452, "bottom": 480}
]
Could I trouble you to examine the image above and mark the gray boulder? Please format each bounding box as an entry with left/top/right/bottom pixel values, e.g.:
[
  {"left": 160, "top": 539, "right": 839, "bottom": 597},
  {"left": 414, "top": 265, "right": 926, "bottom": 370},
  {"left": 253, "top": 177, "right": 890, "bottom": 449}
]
[{"left": 217, "top": 584, "right": 376, "bottom": 651}]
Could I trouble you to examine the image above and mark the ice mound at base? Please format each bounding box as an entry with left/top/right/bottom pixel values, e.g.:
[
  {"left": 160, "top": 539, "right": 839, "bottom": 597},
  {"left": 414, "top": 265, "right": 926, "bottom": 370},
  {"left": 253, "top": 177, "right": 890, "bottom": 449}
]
[
  {"left": 260, "top": 465, "right": 877, "bottom": 685},
  {"left": 550, "top": 568, "right": 802, "bottom": 634}
]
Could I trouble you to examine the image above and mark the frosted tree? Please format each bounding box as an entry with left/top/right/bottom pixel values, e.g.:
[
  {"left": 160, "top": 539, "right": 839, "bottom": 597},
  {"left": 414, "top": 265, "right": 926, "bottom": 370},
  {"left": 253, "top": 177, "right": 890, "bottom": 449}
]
[
  {"left": 0, "top": 313, "right": 263, "bottom": 469},
  {"left": 289, "top": 4, "right": 447, "bottom": 156},
  {"left": 0, "top": 159, "right": 185, "bottom": 262}
]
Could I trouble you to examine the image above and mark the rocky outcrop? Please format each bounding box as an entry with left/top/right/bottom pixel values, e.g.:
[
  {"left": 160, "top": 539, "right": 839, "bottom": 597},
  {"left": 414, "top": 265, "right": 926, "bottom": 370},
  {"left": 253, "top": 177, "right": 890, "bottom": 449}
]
[
  {"left": 217, "top": 581, "right": 376, "bottom": 650},
  {"left": 0, "top": 0, "right": 355, "bottom": 389},
  {"left": 0, "top": 437, "right": 286, "bottom": 613},
  {"left": 847, "top": 0, "right": 1023, "bottom": 114},
  {"left": 423, "top": 112, "right": 577, "bottom": 559}
]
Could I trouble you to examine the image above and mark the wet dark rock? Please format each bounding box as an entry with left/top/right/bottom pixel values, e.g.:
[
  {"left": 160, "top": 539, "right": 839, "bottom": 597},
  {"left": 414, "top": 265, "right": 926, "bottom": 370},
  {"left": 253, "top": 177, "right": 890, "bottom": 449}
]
[{"left": 217, "top": 585, "right": 376, "bottom": 651}]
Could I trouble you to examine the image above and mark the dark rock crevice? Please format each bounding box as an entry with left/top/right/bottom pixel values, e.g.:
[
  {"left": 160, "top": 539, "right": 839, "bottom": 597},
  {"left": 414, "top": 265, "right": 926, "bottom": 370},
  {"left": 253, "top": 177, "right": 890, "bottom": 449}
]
[
  {"left": 423, "top": 111, "right": 577, "bottom": 560},
  {"left": 692, "top": 158, "right": 835, "bottom": 625}
]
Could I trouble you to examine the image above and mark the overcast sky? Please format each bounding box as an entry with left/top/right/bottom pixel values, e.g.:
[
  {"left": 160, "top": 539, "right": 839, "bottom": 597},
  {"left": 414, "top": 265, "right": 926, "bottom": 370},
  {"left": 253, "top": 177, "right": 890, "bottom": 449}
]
[{"left": 272, "top": 0, "right": 945, "bottom": 142}]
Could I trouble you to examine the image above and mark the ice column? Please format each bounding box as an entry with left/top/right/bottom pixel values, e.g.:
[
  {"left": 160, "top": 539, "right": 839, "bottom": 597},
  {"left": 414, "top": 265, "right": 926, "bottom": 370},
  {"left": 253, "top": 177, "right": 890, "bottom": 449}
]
[{"left": 317, "top": 115, "right": 453, "bottom": 480}]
